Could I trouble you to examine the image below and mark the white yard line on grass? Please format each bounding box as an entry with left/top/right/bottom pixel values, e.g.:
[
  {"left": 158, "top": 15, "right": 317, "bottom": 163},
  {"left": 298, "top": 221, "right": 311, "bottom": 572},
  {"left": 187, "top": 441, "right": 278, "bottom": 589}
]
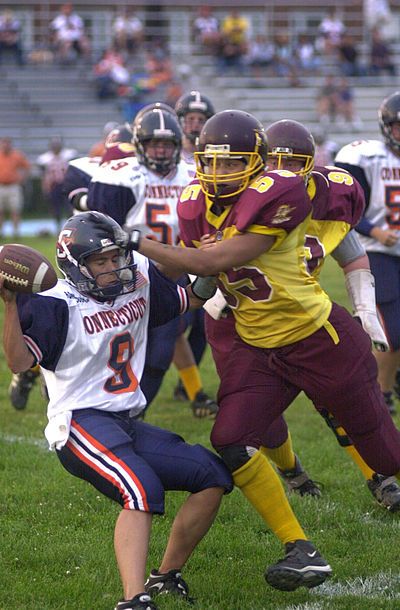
[
  {"left": 281, "top": 572, "right": 400, "bottom": 609},
  {"left": 0, "top": 433, "right": 47, "bottom": 450}
]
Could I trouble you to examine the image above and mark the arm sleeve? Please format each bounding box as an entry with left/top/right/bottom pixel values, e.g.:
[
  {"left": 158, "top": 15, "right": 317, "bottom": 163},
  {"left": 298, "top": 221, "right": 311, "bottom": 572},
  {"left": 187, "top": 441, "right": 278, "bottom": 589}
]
[
  {"left": 17, "top": 294, "right": 69, "bottom": 371},
  {"left": 63, "top": 164, "right": 91, "bottom": 201},
  {"left": 148, "top": 262, "right": 189, "bottom": 328}
]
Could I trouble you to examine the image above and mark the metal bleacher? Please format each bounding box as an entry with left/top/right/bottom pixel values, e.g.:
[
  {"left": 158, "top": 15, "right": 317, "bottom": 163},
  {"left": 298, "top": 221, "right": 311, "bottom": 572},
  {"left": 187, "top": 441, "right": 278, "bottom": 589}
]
[{"left": 2, "top": 1, "right": 400, "bottom": 161}]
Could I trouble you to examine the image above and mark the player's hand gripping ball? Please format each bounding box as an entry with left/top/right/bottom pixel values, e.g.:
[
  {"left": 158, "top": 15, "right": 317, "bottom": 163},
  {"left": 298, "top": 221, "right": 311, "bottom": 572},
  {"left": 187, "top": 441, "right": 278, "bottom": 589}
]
[{"left": 0, "top": 244, "right": 57, "bottom": 293}]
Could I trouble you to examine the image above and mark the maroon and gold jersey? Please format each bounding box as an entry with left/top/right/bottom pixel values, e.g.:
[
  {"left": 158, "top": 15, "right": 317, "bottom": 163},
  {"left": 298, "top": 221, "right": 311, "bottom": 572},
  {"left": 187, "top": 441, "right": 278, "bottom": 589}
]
[
  {"left": 306, "top": 165, "right": 365, "bottom": 276},
  {"left": 178, "top": 169, "right": 332, "bottom": 348}
]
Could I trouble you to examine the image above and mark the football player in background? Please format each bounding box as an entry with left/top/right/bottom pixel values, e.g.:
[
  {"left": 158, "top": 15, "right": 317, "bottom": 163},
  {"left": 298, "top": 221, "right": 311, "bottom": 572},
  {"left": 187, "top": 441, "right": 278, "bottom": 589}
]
[
  {"left": 335, "top": 91, "right": 400, "bottom": 418},
  {"left": 88, "top": 120, "right": 119, "bottom": 157},
  {"left": 0, "top": 211, "right": 233, "bottom": 610},
  {"left": 73, "top": 107, "right": 217, "bottom": 417},
  {"left": 133, "top": 109, "right": 400, "bottom": 589},
  {"left": 7, "top": 124, "right": 136, "bottom": 411},
  {"left": 175, "top": 90, "right": 215, "bottom": 164},
  {"left": 172, "top": 91, "right": 218, "bottom": 413}
]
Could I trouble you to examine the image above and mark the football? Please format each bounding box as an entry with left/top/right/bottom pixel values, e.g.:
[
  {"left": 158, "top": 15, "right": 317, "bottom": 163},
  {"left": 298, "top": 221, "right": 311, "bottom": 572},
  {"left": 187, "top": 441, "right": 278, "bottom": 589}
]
[{"left": 0, "top": 243, "right": 58, "bottom": 294}]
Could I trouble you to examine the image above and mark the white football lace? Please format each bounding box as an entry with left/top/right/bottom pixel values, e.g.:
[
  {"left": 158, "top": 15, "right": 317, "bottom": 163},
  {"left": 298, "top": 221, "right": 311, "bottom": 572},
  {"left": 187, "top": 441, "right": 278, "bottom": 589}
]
[{"left": 0, "top": 271, "right": 28, "bottom": 286}]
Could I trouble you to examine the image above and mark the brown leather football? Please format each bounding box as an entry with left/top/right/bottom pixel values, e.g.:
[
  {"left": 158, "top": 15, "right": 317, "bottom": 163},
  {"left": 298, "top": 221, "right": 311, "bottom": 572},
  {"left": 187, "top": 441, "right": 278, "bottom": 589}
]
[{"left": 0, "top": 243, "right": 58, "bottom": 293}]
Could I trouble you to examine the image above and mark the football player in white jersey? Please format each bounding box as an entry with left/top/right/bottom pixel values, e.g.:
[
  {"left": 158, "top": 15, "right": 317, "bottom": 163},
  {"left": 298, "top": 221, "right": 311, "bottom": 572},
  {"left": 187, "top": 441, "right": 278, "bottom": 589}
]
[
  {"left": 74, "top": 108, "right": 217, "bottom": 417},
  {"left": 173, "top": 91, "right": 218, "bottom": 413},
  {"left": 175, "top": 90, "right": 215, "bottom": 165},
  {"left": 335, "top": 91, "right": 400, "bottom": 416},
  {"left": 0, "top": 211, "right": 232, "bottom": 610}
]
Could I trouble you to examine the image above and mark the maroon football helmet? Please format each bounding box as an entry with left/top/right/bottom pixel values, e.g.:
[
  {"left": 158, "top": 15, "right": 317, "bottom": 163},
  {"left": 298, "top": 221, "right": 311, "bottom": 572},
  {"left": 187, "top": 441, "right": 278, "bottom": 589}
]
[
  {"left": 265, "top": 119, "right": 315, "bottom": 179},
  {"left": 195, "top": 109, "right": 268, "bottom": 200},
  {"left": 101, "top": 123, "right": 135, "bottom": 162}
]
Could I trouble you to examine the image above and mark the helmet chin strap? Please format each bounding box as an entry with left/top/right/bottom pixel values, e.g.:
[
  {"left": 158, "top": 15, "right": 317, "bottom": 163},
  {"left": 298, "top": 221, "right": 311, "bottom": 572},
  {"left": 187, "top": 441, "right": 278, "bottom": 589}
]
[{"left": 187, "top": 131, "right": 201, "bottom": 143}]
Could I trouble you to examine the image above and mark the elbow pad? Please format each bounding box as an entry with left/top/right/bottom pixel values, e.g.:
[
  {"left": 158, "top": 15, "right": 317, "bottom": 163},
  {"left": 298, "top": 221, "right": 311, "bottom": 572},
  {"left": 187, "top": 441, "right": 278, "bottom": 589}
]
[
  {"left": 71, "top": 192, "right": 88, "bottom": 211},
  {"left": 331, "top": 230, "right": 365, "bottom": 267}
]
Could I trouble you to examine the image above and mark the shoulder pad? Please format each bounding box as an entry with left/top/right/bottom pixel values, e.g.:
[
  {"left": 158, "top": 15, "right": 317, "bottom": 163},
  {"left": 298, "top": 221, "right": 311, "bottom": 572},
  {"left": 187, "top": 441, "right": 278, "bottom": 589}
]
[{"left": 335, "top": 139, "right": 385, "bottom": 164}]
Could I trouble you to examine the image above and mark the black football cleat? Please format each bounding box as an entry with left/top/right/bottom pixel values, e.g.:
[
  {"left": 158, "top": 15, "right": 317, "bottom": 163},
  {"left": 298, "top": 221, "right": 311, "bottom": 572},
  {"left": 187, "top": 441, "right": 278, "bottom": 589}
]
[
  {"left": 191, "top": 390, "right": 218, "bottom": 419},
  {"left": 278, "top": 456, "right": 322, "bottom": 497},
  {"left": 265, "top": 539, "right": 332, "bottom": 591},
  {"left": 145, "top": 569, "right": 194, "bottom": 603},
  {"left": 8, "top": 369, "right": 39, "bottom": 410},
  {"left": 114, "top": 593, "right": 158, "bottom": 610},
  {"left": 367, "top": 473, "right": 400, "bottom": 512}
]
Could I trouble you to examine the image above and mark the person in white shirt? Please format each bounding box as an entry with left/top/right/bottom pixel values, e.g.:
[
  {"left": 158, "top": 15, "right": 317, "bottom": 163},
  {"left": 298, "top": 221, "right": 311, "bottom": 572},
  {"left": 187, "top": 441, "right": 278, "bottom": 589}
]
[
  {"left": 50, "top": 2, "right": 90, "bottom": 63},
  {"left": 36, "top": 136, "right": 77, "bottom": 232}
]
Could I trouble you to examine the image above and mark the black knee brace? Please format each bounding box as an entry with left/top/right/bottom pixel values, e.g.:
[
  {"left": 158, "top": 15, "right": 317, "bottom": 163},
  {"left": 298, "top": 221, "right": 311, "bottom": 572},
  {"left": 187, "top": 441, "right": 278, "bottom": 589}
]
[
  {"left": 319, "top": 408, "right": 353, "bottom": 448},
  {"left": 217, "top": 445, "right": 257, "bottom": 472}
]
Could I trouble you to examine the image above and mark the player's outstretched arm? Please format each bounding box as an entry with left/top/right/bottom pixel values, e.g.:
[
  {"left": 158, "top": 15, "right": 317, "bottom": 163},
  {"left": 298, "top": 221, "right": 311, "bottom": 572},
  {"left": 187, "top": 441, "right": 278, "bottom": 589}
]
[{"left": 134, "top": 231, "right": 275, "bottom": 276}]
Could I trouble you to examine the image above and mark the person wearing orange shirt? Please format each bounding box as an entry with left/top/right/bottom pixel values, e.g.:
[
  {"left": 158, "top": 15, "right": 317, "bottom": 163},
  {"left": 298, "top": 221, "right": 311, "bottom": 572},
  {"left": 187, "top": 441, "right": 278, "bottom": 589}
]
[{"left": 0, "top": 137, "right": 31, "bottom": 236}]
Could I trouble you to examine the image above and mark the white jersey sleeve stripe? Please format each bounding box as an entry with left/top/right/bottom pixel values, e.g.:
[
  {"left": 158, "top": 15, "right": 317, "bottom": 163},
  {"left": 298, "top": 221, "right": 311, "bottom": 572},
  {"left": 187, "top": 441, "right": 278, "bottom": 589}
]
[
  {"left": 178, "top": 284, "right": 189, "bottom": 314},
  {"left": 23, "top": 333, "right": 43, "bottom": 363}
]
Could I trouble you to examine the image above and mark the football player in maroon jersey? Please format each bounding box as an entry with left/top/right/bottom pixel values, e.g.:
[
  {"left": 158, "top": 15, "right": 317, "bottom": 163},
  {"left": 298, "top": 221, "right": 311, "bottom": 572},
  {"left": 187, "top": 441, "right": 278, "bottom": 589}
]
[{"left": 132, "top": 109, "right": 400, "bottom": 590}]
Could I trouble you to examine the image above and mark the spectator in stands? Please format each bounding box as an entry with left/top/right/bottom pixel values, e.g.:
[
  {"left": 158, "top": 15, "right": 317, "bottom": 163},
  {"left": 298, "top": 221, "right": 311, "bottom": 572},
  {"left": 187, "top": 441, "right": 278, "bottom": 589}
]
[
  {"left": 272, "top": 30, "right": 300, "bottom": 86},
  {"left": 0, "top": 137, "right": 30, "bottom": 237},
  {"left": 164, "top": 78, "right": 184, "bottom": 108},
  {"left": 36, "top": 137, "right": 77, "bottom": 233},
  {"left": 245, "top": 33, "right": 275, "bottom": 78},
  {"left": 336, "top": 77, "right": 363, "bottom": 131},
  {"left": 0, "top": 9, "right": 24, "bottom": 66},
  {"left": 317, "top": 8, "right": 345, "bottom": 55},
  {"left": 88, "top": 121, "right": 119, "bottom": 158},
  {"left": 317, "top": 75, "right": 362, "bottom": 131},
  {"left": 294, "top": 33, "right": 321, "bottom": 76},
  {"left": 118, "top": 45, "right": 175, "bottom": 121},
  {"left": 50, "top": 3, "right": 90, "bottom": 64},
  {"left": 369, "top": 26, "right": 396, "bottom": 76},
  {"left": 316, "top": 75, "right": 340, "bottom": 126},
  {"left": 93, "top": 47, "right": 129, "bottom": 100},
  {"left": 145, "top": 45, "right": 173, "bottom": 87},
  {"left": 364, "top": 0, "right": 392, "bottom": 38},
  {"left": 337, "top": 32, "right": 366, "bottom": 77},
  {"left": 216, "top": 9, "right": 249, "bottom": 74},
  {"left": 112, "top": 8, "right": 144, "bottom": 56},
  {"left": 193, "top": 5, "right": 220, "bottom": 55},
  {"left": 313, "top": 127, "right": 338, "bottom": 166}
]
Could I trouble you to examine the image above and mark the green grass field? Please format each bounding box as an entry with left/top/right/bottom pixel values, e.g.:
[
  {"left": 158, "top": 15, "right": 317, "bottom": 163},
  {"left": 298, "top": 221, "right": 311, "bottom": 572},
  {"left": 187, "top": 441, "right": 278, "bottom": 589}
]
[{"left": 0, "top": 236, "right": 399, "bottom": 610}]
